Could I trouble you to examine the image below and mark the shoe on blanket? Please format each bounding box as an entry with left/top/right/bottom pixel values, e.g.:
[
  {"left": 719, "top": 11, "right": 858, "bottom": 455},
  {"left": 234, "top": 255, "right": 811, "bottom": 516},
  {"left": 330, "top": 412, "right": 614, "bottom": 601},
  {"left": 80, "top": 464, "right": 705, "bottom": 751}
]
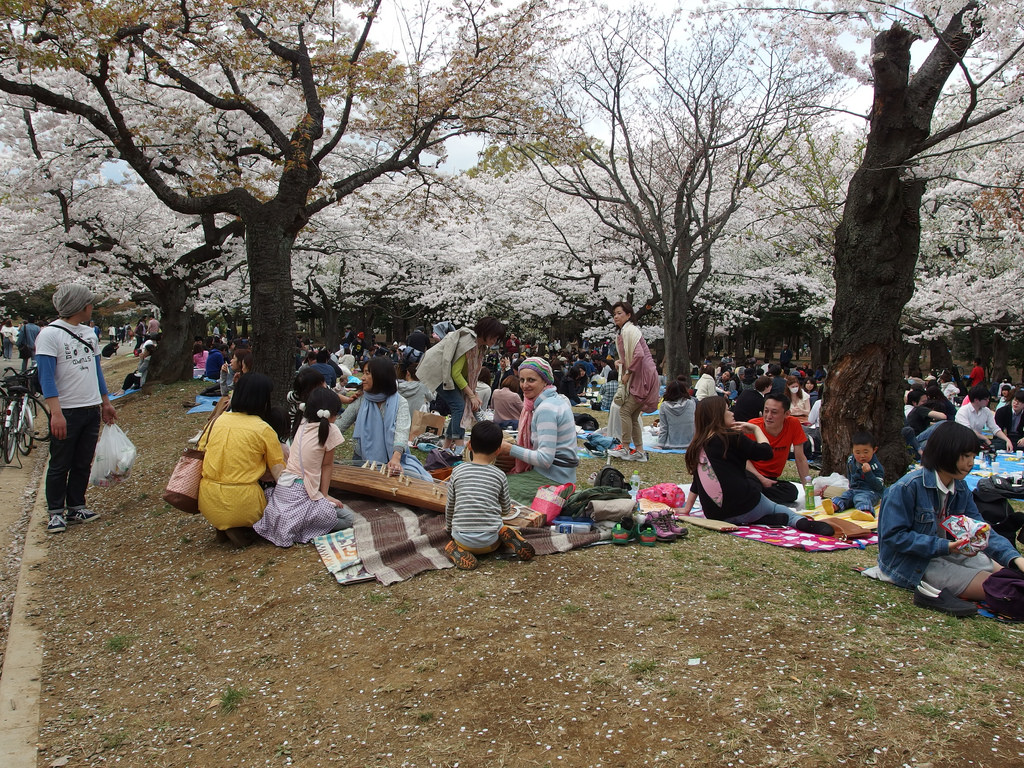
[
  {"left": 611, "top": 516, "right": 636, "bottom": 544},
  {"left": 497, "top": 525, "right": 535, "bottom": 561},
  {"left": 793, "top": 517, "right": 835, "bottom": 537},
  {"left": 913, "top": 584, "right": 977, "bottom": 618},
  {"left": 444, "top": 539, "right": 479, "bottom": 570}
]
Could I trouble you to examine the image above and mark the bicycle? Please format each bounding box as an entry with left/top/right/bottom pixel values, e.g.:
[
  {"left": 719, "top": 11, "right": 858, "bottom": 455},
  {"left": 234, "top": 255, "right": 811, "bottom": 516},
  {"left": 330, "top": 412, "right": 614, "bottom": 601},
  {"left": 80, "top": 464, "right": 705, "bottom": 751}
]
[{"left": 1, "top": 368, "right": 50, "bottom": 464}]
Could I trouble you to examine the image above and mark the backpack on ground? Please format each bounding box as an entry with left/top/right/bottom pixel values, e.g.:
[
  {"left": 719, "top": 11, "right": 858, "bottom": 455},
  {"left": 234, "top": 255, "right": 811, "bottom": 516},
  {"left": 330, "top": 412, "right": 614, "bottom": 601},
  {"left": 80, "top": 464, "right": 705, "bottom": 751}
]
[
  {"left": 574, "top": 413, "right": 599, "bottom": 432},
  {"left": 973, "top": 478, "right": 1024, "bottom": 541},
  {"left": 593, "top": 465, "right": 627, "bottom": 490},
  {"left": 982, "top": 567, "right": 1024, "bottom": 620}
]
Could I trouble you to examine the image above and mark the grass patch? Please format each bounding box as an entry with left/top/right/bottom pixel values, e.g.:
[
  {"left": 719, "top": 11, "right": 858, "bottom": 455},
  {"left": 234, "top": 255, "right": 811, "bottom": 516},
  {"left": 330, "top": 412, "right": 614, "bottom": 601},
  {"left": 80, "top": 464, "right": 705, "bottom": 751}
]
[
  {"left": 627, "top": 658, "right": 660, "bottom": 678},
  {"left": 656, "top": 612, "right": 678, "bottom": 622},
  {"left": 219, "top": 686, "right": 249, "bottom": 713},
  {"left": 912, "top": 702, "right": 950, "bottom": 720},
  {"left": 254, "top": 558, "right": 275, "bottom": 578},
  {"left": 418, "top": 711, "right": 434, "bottom": 723},
  {"left": 104, "top": 634, "right": 135, "bottom": 653},
  {"left": 561, "top": 603, "right": 585, "bottom": 615},
  {"left": 365, "top": 591, "right": 388, "bottom": 605}
]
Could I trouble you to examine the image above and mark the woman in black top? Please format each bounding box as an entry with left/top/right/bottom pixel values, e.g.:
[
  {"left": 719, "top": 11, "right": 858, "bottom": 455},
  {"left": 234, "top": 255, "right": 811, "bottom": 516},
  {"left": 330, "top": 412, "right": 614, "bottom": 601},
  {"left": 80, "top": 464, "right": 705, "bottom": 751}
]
[{"left": 679, "top": 397, "right": 832, "bottom": 534}]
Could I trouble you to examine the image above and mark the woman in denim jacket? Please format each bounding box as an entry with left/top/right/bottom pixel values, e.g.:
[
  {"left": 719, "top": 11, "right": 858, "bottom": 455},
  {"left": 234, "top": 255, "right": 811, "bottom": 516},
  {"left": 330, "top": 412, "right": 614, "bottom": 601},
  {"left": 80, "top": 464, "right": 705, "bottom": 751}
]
[{"left": 878, "top": 422, "right": 1024, "bottom": 607}]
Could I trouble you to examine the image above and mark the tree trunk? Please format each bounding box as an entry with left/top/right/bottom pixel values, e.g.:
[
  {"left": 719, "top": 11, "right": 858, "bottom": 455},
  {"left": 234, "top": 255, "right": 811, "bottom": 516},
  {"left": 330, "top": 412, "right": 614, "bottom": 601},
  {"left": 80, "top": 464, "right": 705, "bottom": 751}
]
[
  {"left": 822, "top": 13, "right": 977, "bottom": 481},
  {"left": 991, "top": 333, "right": 1010, "bottom": 384},
  {"left": 150, "top": 300, "right": 203, "bottom": 384},
  {"left": 928, "top": 337, "right": 953, "bottom": 374},
  {"left": 904, "top": 342, "right": 922, "bottom": 378},
  {"left": 246, "top": 215, "right": 298, "bottom": 403},
  {"left": 661, "top": 284, "right": 691, "bottom": 380}
]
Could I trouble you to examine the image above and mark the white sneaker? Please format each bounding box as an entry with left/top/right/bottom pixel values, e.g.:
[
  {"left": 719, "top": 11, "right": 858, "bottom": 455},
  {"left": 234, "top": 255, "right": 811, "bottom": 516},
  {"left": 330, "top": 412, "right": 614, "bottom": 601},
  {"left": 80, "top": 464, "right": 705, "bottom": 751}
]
[
  {"left": 607, "top": 447, "right": 631, "bottom": 459},
  {"left": 629, "top": 450, "right": 648, "bottom": 463}
]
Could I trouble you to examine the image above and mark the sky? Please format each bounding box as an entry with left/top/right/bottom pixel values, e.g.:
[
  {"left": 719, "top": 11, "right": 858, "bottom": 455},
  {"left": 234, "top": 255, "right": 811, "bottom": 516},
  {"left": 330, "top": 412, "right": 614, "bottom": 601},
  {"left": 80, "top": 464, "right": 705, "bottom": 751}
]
[{"left": 366, "top": 0, "right": 877, "bottom": 174}]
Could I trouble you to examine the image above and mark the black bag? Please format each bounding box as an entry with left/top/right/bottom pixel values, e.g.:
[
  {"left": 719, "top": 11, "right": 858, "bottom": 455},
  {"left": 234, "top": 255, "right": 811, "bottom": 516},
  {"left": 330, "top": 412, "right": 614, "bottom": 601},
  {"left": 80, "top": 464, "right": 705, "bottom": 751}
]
[
  {"left": 574, "top": 413, "right": 599, "bottom": 432},
  {"left": 424, "top": 448, "right": 459, "bottom": 471},
  {"left": 594, "top": 465, "right": 627, "bottom": 490},
  {"left": 17, "top": 343, "right": 31, "bottom": 359},
  {"left": 973, "top": 479, "right": 1024, "bottom": 541}
]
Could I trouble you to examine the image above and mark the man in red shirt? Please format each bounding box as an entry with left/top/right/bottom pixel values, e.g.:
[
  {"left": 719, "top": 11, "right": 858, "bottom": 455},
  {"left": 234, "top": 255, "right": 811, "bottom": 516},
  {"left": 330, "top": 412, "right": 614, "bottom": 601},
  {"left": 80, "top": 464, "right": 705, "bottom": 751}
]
[
  {"left": 968, "top": 358, "right": 985, "bottom": 388},
  {"left": 747, "top": 393, "right": 811, "bottom": 505}
]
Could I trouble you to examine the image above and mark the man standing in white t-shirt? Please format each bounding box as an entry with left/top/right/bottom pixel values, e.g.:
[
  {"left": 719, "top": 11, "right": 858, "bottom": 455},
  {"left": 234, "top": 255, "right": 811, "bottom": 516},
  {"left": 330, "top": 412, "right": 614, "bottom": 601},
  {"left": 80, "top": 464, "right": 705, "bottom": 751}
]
[{"left": 35, "top": 284, "right": 117, "bottom": 534}]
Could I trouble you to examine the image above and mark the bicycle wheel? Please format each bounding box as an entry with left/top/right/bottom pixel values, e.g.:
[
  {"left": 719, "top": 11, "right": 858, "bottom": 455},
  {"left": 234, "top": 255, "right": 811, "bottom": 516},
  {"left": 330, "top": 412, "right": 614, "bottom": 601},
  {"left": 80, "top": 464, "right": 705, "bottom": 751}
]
[
  {"left": 30, "top": 394, "right": 51, "bottom": 441},
  {"left": 2, "top": 419, "right": 17, "bottom": 463},
  {"left": 18, "top": 402, "right": 33, "bottom": 455}
]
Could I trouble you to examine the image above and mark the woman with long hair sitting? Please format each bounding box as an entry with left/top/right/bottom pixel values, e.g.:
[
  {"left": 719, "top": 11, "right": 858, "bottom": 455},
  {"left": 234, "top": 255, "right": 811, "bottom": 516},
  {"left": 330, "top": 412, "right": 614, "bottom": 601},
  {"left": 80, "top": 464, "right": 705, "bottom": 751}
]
[
  {"left": 336, "top": 357, "right": 431, "bottom": 480},
  {"left": 678, "top": 397, "right": 832, "bottom": 534}
]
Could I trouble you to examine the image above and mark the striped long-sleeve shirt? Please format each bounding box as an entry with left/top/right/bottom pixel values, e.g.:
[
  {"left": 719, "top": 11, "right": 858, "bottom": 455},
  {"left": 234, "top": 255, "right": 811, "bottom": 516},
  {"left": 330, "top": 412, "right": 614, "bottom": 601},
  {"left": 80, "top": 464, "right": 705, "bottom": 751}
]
[
  {"left": 446, "top": 462, "right": 511, "bottom": 541},
  {"left": 509, "top": 388, "right": 579, "bottom": 485}
]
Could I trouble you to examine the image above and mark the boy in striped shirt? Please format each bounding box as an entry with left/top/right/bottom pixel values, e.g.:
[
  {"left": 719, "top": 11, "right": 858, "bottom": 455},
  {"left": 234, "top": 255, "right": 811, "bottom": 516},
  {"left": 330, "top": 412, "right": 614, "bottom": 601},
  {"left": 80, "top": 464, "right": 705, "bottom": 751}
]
[{"left": 444, "top": 421, "right": 535, "bottom": 570}]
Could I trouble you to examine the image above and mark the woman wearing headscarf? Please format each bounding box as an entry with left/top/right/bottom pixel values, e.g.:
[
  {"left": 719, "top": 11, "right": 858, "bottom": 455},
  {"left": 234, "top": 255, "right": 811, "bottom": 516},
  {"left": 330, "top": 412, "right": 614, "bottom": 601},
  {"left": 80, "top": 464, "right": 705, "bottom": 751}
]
[
  {"left": 416, "top": 316, "right": 506, "bottom": 449},
  {"left": 336, "top": 356, "right": 431, "bottom": 480},
  {"left": 608, "top": 301, "right": 660, "bottom": 462},
  {"left": 497, "top": 357, "right": 579, "bottom": 503}
]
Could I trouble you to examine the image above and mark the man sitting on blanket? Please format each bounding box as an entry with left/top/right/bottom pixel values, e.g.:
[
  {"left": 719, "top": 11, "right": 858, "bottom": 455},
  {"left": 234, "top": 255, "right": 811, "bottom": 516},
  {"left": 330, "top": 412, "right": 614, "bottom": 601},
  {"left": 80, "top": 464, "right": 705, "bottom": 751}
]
[{"left": 745, "top": 393, "right": 810, "bottom": 506}]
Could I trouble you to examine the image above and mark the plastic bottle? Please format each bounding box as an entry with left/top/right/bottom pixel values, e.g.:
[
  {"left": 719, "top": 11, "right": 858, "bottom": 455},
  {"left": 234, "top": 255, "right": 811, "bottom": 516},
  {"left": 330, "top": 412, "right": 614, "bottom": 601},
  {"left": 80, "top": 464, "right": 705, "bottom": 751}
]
[
  {"left": 804, "top": 476, "right": 815, "bottom": 510},
  {"left": 629, "top": 470, "right": 641, "bottom": 500}
]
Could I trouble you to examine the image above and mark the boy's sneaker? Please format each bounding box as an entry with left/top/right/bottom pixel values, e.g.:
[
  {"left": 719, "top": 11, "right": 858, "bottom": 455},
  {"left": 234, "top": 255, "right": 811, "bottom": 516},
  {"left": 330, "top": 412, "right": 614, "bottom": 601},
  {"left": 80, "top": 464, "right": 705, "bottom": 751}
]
[
  {"left": 497, "top": 525, "right": 535, "bottom": 561},
  {"left": 611, "top": 516, "right": 636, "bottom": 544},
  {"left": 67, "top": 508, "right": 100, "bottom": 525},
  {"left": 46, "top": 513, "right": 67, "bottom": 534},
  {"left": 444, "top": 539, "right": 479, "bottom": 570}
]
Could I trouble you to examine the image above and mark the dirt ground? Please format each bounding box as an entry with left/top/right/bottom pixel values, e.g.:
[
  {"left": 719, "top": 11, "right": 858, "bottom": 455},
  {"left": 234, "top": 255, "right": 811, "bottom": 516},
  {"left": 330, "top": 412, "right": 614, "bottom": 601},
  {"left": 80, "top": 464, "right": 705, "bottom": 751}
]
[{"left": 6, "top": 363, "right": 1024, "bottom": 768}]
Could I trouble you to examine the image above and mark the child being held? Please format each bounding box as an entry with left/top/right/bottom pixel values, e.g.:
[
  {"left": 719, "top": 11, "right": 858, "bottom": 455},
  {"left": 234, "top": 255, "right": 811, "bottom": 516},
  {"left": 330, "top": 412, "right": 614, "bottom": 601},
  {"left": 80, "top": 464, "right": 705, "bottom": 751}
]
[
  {"left": 444, "top": 421, "right": 535, "bottom": 570},
  {"left": 823, "top": 431, "right": 884, "bottom": 519}
]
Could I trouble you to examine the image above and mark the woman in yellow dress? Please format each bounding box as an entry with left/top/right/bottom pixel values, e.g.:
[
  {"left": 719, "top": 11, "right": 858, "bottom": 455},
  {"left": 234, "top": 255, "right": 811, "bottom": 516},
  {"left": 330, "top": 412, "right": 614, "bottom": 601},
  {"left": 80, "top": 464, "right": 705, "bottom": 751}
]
[{"left": 198, "top": 373, "right": 286, "bottom": 546}]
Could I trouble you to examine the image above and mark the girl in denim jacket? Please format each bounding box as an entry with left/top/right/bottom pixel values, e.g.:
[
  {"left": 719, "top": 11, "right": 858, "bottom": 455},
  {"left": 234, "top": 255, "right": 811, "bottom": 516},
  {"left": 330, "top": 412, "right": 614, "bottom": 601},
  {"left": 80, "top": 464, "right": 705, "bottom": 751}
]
[{"left": 878, "top": 423, "right": 1024, "bottom": 608}]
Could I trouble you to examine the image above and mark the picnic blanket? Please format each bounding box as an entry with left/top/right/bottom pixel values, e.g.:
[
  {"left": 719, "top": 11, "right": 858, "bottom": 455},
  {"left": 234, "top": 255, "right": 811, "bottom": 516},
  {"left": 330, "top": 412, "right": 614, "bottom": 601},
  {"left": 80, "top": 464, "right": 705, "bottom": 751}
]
[
  {"left": 186, "top": 394, "right": 222, "bottom": 414},
  {"left": 313, "top": 528, "right": 374, "bottom": 585},
  {"left": 669, "top": 481, "right": 878, "bottom": 552},
  {"left": 333, "top": 497, "right": 606, "bottom": 585}
]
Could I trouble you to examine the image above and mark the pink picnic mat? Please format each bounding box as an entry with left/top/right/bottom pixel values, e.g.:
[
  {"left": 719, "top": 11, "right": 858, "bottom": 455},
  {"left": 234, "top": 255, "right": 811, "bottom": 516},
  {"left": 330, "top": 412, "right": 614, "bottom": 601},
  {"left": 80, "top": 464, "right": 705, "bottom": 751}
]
[{"left": 725, "top": 523, "right": 877, "bottom": 551}]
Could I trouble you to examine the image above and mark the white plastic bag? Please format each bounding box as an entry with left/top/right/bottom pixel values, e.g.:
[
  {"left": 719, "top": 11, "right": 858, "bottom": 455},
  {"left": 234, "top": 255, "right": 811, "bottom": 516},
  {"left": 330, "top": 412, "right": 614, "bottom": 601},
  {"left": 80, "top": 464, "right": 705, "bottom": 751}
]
[{"left": 90, "top": 424, "right": 137, "bottom": 487}]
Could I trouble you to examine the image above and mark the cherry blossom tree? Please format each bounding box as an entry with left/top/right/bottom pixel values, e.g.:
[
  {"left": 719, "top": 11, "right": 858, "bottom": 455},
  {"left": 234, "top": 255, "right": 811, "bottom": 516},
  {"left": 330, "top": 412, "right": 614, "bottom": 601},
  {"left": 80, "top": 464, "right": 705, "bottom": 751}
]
[
  {"left": 0, "top": 0, "right": 560, "bottom": 396},
  {"left": 757, "top": 1, "right": 1024, "bottom": 475},
  {"left": 521, "top": 6, "right": 838, "bottom": 377}
]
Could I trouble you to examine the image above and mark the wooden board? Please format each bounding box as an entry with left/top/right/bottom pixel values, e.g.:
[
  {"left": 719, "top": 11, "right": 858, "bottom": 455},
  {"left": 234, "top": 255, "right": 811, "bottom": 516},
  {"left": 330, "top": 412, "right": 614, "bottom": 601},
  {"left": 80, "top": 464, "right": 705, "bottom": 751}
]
[
  {"left": 329, "top": 461, "right": 447, "bottom": 513},
  {"left": 676, "top": 515, "right": 740, "bottom": 532}
]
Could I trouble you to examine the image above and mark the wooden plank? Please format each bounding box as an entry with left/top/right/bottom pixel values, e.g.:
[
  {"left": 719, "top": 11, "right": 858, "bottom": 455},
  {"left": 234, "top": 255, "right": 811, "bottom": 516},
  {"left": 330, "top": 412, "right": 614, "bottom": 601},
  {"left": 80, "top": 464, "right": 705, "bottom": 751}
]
[{"left": 329, "top": 462, "right": 447, "bottom": 513}]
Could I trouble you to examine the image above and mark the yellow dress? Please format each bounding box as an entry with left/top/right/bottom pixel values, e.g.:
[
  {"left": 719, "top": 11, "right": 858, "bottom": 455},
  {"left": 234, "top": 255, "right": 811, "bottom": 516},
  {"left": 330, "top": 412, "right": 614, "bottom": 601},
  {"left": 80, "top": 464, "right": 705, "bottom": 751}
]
[{"left": 198, "top": 411, "right": 285, "bottom": 530}]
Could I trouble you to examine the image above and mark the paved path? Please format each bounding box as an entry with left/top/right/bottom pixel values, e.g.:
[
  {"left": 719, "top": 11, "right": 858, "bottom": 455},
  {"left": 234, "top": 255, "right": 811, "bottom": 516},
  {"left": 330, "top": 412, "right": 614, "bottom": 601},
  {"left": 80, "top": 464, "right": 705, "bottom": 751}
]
[{"left": 0, "top": 450, "right": 47, "bottom": 767}]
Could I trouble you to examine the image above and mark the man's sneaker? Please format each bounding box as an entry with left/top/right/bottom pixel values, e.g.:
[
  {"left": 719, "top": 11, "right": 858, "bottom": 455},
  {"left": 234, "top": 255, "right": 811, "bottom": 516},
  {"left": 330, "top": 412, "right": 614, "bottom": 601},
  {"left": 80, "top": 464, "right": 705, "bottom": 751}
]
[
  {"left": 67, "top": 508, "right": 100, "bottom": 525},
  {"left": 628, "top": 449, "right": 648, "bottom": 463},
  {"left": 636, "top": 520, "right": 658, "bottom": 547},
  {"left": 497, "top": 525, "right": 535, "bottom": 561},
  {"left": 607, "top": 447, "right": 632, "bottom": 460},
  {"left": 46, "top": 513, "right": 67, "bottom": 534},
  {"left": 611, "top": 516, "right": 636, "bottom": 544},
  {"left": 913, "top": 586, "right": 977, "bottom": 618}
]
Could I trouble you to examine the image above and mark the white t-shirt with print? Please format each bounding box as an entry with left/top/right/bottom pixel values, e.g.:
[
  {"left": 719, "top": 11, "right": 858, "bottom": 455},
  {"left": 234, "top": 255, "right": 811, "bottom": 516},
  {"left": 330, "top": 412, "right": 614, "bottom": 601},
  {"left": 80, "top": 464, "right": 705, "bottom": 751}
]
[{"left": 35, "top": 320, "right": 102, "bottom": 408}]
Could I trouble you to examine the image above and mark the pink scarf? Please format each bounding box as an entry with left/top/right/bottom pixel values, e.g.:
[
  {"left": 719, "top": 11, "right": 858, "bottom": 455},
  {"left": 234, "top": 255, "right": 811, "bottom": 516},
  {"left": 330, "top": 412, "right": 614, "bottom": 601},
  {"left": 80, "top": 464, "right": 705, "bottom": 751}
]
[{"left": 512, "top": 385, "right": 554, "bottom": 474}]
